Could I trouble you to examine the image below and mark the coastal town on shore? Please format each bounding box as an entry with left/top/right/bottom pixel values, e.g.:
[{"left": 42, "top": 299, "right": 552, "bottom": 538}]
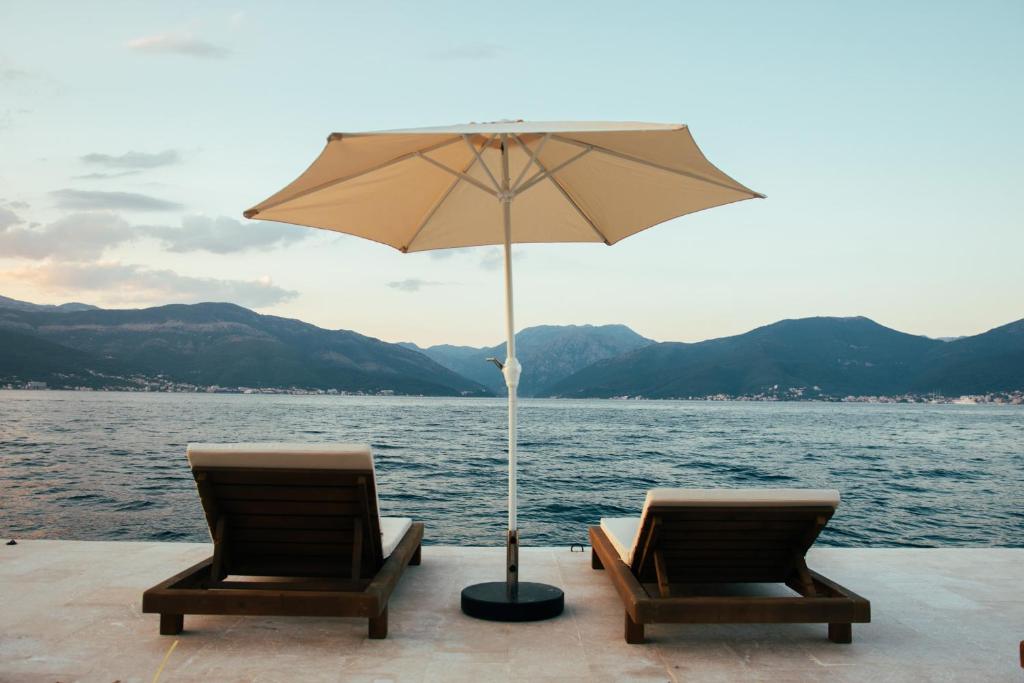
[{"left": 3, "top": 376, "right": 1021, "bottom": 405}]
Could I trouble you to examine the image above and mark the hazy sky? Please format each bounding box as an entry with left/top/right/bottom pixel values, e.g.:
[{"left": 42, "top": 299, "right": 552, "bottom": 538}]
[{"left": 2, "top": 1, "right": 1021, "bottom": 346}]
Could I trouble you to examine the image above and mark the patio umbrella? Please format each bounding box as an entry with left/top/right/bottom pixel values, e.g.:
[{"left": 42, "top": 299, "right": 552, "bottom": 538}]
[{"left": 244, "top": 120, "right": 762, "bottom": 621}]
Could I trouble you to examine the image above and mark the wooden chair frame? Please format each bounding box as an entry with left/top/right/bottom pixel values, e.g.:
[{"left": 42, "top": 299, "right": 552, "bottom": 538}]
[
  {"left": 589, "top": 504, "right": 869, "bottom": 644},
  {"left": 143, "top": 466, "right": 423, "bottom": 639}
]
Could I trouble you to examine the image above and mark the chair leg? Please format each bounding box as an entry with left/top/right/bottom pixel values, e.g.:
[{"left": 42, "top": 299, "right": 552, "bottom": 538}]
[
  {"left": 828, "top": 622, "right": 852, "bottom": 643},
  {"left": 591, "top": 548, "right": 604, "bottom": 570},
  {"left": 409, "top": 544, "right": 421, "bottom": 566},
  {"left": 369, "top": 606, "right": 388, "bottom": 639},
  {"left": 160, "top": 613, "right": 183, "bottom": 635},
  {"left": 625, "top": 611, "right": 644, "bottom": 644}
]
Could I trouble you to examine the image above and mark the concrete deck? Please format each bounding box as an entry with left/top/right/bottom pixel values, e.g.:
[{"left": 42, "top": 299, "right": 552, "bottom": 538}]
[{"left": 0, "top": 541, "right": 1021, "bottom": 682}]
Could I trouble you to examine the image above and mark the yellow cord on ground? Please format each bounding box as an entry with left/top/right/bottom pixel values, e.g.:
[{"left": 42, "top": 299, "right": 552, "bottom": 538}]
[{"left": 152, "top": 638, "right": 178, "bottom": 683}]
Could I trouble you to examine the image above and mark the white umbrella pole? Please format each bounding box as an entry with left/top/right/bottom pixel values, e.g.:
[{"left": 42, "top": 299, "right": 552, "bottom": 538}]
[
  {"left": 460, "top": 134, "right": 560, "bottom": 620},
  {"left": 499, "top": 134, "right": 520, "bottom": 599}
]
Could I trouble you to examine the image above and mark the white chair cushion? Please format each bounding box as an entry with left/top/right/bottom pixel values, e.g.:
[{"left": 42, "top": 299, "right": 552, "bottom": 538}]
[
  {"left": 380, "top": 517, "right": 413, "bottom": 558},
  {"left": 187, "top": 443, "right": 373, "bottom": 470},
  {"left": 599, "top": 517, "right": 641, "bottom": 564},
  {"left": 642, "top": 488, "right": 840, "bottom": 509}
]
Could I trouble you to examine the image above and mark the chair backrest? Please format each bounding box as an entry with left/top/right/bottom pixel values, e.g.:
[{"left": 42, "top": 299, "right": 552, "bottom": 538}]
[
  {"left": 187, "top": 443, "right": 383, "bottom": 579},
  {"left": 629, "top": 488, "right": 839, "bottom": 584}
]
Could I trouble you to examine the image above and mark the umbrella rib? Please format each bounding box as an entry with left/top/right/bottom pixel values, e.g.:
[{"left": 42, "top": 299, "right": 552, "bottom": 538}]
[
  {"left": 549, "top": 134, "right": 764, "bottom": 198},
  {"left": 546, "top": 174, "right": 611, "bottom": 245},
  {"left": 402, "top": 151, "right": 484, "bottom": 252},
  {"left": 245, "top": 136, "right": 463, "bottom": 217},
  {"left": 416, "top": 153, "right": 498, "bottom": 198},
  {"left": 510, "top": 133, "right": 550, "bottom": 191},
  {"left": 462, "top": 135, "right": 502, "bottom": 192},
  {"left": 512, "top": 147, "right": 591, "bottom": 197}
]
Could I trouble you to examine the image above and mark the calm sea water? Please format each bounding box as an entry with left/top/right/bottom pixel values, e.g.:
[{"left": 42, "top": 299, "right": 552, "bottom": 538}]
[{"left": 1, "top": 392, "right": 1021, "bottom": 548}]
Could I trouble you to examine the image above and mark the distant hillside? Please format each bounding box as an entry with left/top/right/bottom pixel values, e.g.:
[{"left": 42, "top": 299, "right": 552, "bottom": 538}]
[
  {"left": 544, "top": 316, "right": 1024, "bottom": 398},
  {"left": 0, "top": 301, "right": 490, "bottom": 396},
  {"left": 406, "top": 324, "right": 654, "bottom": 396},
  {"left": 0, "top": 328, "right": 116, "bottom": 386},
  {"left": 0, "top": 294, "right": 98, "bottom": 313},
  {"left": 912, "top": 319, "right": 1024, "bottom": 395}
]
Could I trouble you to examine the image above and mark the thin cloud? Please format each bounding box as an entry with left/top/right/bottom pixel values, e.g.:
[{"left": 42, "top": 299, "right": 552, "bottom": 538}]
[
  {"left": 0, "top": 109, "right": 14, "bottom": 130},
  {"left": 423, "top": 246, "right": 522, "bottom": 271},
  {"left": 10, "top": 261, "right": 296, "bottom": 308},
  {"left": 0, "top": 68, "right": 32, "bottom": 82},
  {"left": 0, "top": 61, "right": 62, "bottom": 97},
  {"left": 51, "top": 189, "right": 183, "bottom": 212},
  {"left": 1, "top": 211, "right": 306, "bottom": 260},
  {"left": 0, "top": 206, "right": 22, "bottom": 230},
  {"left": 479, "top": 248, "right": 503, "bottom": 271},
  {"left": 0, "top": 61, "right": 63, "bottom": 98},
  {"left": 431, "top": 43, "right": 503, "bottom": 61},
  {"left": 387, "top": 278, "right": 444, "bottom": 292},
  {"left": 81, "top": 149, "right": 180, "bottom": 170},
  {"left": 145, "top": 215, "right": 308, "bottom": 254},
  {"left": 0, "top": 212, "right": 133, "bottom": 260},
  {"left": 429, "top": 247, "right": 474, "bottom": 261},
  {"left": 126, "top": 33, "right": 229, "bottom": 59},
  {"left": 73, "top": 170, "right": 144, "bottom": 180}
]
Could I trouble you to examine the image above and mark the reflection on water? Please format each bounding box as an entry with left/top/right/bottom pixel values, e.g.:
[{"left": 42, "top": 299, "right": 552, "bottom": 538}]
[{"left": 1, "top": 392, "right": 1021, "bottom": 547}]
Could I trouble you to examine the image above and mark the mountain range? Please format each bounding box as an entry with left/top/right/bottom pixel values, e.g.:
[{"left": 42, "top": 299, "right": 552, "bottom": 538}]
[
  {"left": 402, "top": 324, "right": 653, "bottom": 396},
  {"left": 0, "top": 295, "right": 1021, "bottom": 398},
  {"left": 0, "top": 296, "right": 487, "bottom": 395},
  {"left": 546, "top": 316, "right": 1024, "bottom": 398}
]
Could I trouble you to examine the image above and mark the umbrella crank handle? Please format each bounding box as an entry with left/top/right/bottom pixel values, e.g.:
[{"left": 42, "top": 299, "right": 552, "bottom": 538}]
[
  {"left": 507, "top": 529, "right": 519, "bottom": 599},
  {"left": 486, "top": 357, "right": 504, "bottom": 373}
]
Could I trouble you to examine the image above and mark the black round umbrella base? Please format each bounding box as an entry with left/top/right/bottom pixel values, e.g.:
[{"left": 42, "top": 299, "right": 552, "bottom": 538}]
[{"left": 461, "top": 581, "right": 564, "bottom": 622}]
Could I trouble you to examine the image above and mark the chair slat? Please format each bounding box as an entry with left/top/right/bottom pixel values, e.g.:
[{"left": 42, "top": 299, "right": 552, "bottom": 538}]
[
  {"left": 212, "top": 484, "right": 362, "bottom": 501},
  {"left": 659, "top": 550, "right": 791, "bottom": 564},
  {"left": 228, "top": 516, "right": 354, "bottom": 530},
  {"left": 219, "top": 500, "right": 364, "bottom": 516},
  {"left": 658, "top": 529, "right": 801, "bottom": 542},
  {"left": 228, "top": 556, "right": 358, "bottom": 578},
  {"left": 230, "top": 528, "right": 356, "bottom": 544},
  {"left": 231, "top": 541, "right": 355, "bottom": 557}
]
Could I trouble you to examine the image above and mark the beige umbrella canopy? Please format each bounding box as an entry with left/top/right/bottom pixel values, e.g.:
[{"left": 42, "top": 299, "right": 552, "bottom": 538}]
[
  {"left": 245, "top": 120, "right": 762, "bottom": 620},
  {"left": 244, "top": 121, "right": 762, "bottom": 251}
]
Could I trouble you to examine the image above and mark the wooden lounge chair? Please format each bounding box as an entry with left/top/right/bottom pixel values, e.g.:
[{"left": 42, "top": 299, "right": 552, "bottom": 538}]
[
  {"left": 589, "top": 488, "right": 869, "bottom": 644},
  {"left": 142, "top": 443, "right": 423, "bottom": 639}
]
